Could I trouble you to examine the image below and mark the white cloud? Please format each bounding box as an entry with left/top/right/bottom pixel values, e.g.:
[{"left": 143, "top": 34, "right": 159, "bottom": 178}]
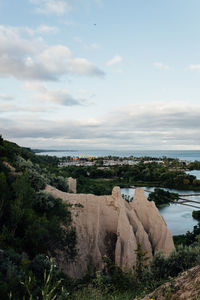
[
  {"left": 73, "top": 37, "right": 100, "bottom": 50},
  {"left": 91, "top": 43, "right": 100, "bottom": 49},
  {"left": 0, "top": 25, "right": 104, "bottom": 81},
  {"left": 73, "top": 36, "right": 83, "bottom": 44},
  {"left": 24, "top": 82, "right": 86, "bottom": 106},
  {"left": 30, "top": 0, "right": 71, "bottom": 15},
  {"left": 0, "top": 103, "right": 47, "bottom": 113},
  {"left": 35, "top": 25, "right": 58, "bottom": 34},
  {"left": 77, "top": 88, "right": 88, "bottom": 96},
  {"left": 188, "top": 64, "right": 200, "bottom": 71},
  {"left": 0, "top": 93, "right": 14, "bottom": 100},
  {"left": 0, "top": 24, "right": 58, "bottom": 38},
  {"left": 107, "top": 55, "right": 123, "bottom": 66},
  {"left": 153, "top": 62, "right": 170, "bottom": 71}
]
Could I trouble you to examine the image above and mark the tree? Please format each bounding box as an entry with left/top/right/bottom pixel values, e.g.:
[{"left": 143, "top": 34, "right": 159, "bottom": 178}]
[
  {"left": 148, "top": 188, "right": 179, "bottom": 206},
  {"left": 0, "top": 172, "right": 9, "bottom": 220},
  {"left": 0, "top": 135, "right": 3, "bottom": 145}
]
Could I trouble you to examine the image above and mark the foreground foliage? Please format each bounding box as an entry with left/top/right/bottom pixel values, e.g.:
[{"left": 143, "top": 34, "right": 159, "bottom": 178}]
[
  {"left": 0, "top": 136, "right": 76, "bottom": 299},
  {"left": 8, "top": 243, "right": 200, "bottom": 300}
]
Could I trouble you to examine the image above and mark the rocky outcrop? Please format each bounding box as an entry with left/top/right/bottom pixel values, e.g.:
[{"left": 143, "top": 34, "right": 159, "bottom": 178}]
[
  {"left": 67, "top": 177, "right": 77, "bottom": 193},
  {"left": 44, "top": 185, "right": 174, "bottom": 278}
]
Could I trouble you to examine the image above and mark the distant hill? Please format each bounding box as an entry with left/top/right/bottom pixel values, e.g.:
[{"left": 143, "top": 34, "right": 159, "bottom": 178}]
[{"left": 32, "top": 149, "right": 77, "bottom": 153}]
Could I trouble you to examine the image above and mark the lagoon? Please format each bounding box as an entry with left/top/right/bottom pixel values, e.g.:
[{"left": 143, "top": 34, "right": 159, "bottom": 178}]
[{"left": 121, "top": 187, "right": 200, "bottom": 236}]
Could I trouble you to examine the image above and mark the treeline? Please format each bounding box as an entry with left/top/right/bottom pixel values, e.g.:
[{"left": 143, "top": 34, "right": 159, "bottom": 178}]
[{"left": 59, "top": 161, "right": 200, "bottom": 194}]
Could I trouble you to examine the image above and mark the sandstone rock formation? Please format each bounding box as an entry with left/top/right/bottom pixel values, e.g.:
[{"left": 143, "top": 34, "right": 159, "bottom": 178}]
[
  {"left": 44, "top": 185, "right": 174, "bottom": 278},
  {"left": 67, "top": 177, "right": 77, "bottom": 193}
]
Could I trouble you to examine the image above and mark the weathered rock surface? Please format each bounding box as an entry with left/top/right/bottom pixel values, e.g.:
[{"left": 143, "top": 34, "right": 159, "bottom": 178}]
[
  {"left": 67, "top": 177, "right": 77, "bottom": 193},
  {"left": 44, "top": 185, "right": 174, "bottom": 278}
]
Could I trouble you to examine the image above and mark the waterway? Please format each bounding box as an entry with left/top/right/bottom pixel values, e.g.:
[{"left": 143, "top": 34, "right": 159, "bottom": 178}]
[{"left": 120, "top": 186, "right": 200, "bottom": 236}]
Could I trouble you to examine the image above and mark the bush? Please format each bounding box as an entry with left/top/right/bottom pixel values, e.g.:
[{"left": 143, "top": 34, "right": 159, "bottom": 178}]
[
  {"left": 49, "top": 175, "right": 68, "bottom": 192},
  {"left": 14, "top": 156, "right": 33, "bottom": 172},
  {"left": 34, "top": 192, "right": 58, "bottom": 213},
  {"left": 102, "top": 256, "right": 134, "bottom": 291},
  {"left": 150, "top": 245, "right": 200, "bottom": 281},
  {"left": 167, "top": 245, "right": 200, "bottom": 276},
  {"left": 25, "top": 169, "right": 46, "bottom": 191}
]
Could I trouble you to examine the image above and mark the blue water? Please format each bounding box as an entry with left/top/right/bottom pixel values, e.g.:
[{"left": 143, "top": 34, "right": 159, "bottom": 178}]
[
  {"left": 36, "top": 150, "right": 200, "bottom": 162},
  {"left": 121, "top": 187, "right": 200, "bottom": 235}
]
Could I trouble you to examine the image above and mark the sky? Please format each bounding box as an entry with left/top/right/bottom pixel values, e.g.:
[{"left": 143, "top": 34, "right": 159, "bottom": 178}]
[{"left": 1, "top": 0, "right": 200, "bottom": 150}]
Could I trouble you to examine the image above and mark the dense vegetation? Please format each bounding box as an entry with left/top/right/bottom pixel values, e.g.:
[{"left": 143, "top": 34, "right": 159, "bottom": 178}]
[
  {"left": 188, "top": 160, "right": 200, "bottom": 170},
  {"left": 1, "top": 136, "right": 200, "bottom": 299},
  {"left": 58, "top": 160, "right": 200, "bottom": 196},
  {"left": 0, "top": 137, "right": 76, "bottom": 299}
]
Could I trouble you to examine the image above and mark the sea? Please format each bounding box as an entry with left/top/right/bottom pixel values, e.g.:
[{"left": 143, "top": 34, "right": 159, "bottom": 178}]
[{"left": 36, "top": 150, "right": 200, "bottom": 162}]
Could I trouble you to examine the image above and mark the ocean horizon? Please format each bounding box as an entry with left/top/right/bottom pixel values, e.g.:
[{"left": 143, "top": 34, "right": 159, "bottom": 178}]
[{"left": 35, "top": 149, "right": 200, "bottom": 162}]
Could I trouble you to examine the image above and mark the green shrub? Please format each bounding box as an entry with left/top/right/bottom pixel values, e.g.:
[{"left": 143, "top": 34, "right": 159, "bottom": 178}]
[
  {"left": 49, "top": 175, "right": 68, "bottom": 192},
  {"left": 167, "top": 245, "right": 200, "bottom": 276},
  {"left": 150, "top": 245, "right": 200, "bottom": 281},
  {"left": 15, "top": 157, "right": 33, "bottom": 172},
  {"left": 150, "top": 251, "right": 168, "bottom": 281}
]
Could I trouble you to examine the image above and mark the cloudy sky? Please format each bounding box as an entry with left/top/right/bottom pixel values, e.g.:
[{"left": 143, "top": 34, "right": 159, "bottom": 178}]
[{"left": 1, "top": 0, "right": 200, "bottom": 150}]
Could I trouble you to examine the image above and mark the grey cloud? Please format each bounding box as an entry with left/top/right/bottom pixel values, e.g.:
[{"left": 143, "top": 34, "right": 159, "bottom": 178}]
[
  {"left": 1, "top": 102, "right": 200, "bottom": 149},
  {"left": 1, "top": 119, "right": 98, "bottom": 139},
  {"left": 57, "top": 94, "right": 84, "bottom": 106},
  {"left": 106, "top": 104, "right": 200, "bottom": 130}
]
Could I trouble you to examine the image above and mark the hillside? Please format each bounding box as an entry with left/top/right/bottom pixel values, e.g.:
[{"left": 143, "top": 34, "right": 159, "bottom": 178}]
[
  {"left": 1, "top": 136, "right": 200, "bottom": 300},
  {"left": 0, "top": 136, "right": 76, "bottom": 299}
]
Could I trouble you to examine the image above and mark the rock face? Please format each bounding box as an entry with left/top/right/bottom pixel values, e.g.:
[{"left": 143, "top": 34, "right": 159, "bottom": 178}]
[
  {"left": 44, "top": 185, "right": 174, "bottom": 278},
  {"left": 67, "top": 177, "right": 77, "bottom": 193}
]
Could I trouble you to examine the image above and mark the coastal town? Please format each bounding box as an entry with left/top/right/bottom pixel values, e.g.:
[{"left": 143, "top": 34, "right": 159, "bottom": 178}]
[{"left": 58, "top": 155, "right": 165, "bottom": 167}]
